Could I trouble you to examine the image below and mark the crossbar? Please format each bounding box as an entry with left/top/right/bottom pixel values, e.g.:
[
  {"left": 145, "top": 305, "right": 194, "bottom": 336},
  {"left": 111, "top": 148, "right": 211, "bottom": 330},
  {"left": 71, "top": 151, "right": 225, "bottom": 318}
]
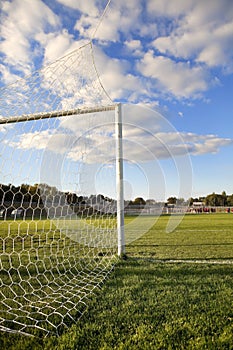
[
  {"left": 0, "top": 104, "right": 116, "bottom": 124},
  {"left": 0, "top": 102, "right": 125, "bottom": 256}
]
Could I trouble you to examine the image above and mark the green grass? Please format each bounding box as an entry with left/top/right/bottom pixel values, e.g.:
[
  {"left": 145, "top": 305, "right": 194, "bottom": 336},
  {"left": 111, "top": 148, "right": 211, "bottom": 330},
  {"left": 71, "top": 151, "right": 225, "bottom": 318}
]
[
  {"left": 126, "top": 213, "right": 233, "bottom": 259},
  {"left": 0, "top": 213, "right": 233, "bottom": 349},
  {"left": 0, "top": 218, "right": 117, "bottom": 335}
]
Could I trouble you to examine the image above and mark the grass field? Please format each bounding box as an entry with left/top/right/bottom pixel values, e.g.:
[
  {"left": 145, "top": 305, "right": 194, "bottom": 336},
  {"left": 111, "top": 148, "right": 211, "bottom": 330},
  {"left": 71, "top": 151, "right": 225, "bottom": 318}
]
[
  {"left": 125, "top": 213, "right": 233, "bottom": 259},
  {"left": 0, "top": 213, "right": 233, "bottom": 349}
]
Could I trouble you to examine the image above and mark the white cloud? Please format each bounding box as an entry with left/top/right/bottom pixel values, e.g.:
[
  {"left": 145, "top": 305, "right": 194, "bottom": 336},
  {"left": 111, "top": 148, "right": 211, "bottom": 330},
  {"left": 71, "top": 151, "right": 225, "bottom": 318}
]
[
  {"left": 56, "top": 0, "right": 100, "bottom": 17},
  {"left": 35, "top": 30, "right": 76, "bottom": 64},
  {"left": 0, "top": 0, "right": 59, "bottom": 79},
  {"left": 151, "top": 0, "right": 233, "bottom": 71},
  {"left": 1, "top": 0, "right": 233, "bottom": 104},
  {"left": 74, "top": 0, "right": 143, "bottom": 42},
  {"left": 124, "top": 40, "right": 143, "bottom": 57},
  {"left": 0, "top": 63, "right": 20, "bottom": 85},
  {"left": 180, "top": 133, "right": 233, "bottom": 155},
  {"left": 137, "top": 51, "right": 208, "bottom": 99},
  {"left": 153, "top": 30, "right": 209, "bottom": 60},
  {"left": 147, "top": 0, "right": 195, "bottom": 18},
  {"left": 93, "top": 46, "right": 145, "bottom": 102},
  {"left": 5, "top": 130, "right": 52, "bottom": 150},
  {"left": 6, "top": 127, "right": 232, "bottom": 163},
  {"left": 4, "top": 104, "right": 232, "bottom": 163},
  {"left": 197, "top": 21, "right": 233, "bottom": 69},
  {"left": 0, "top": 124, "right": 13, "bottom": 133},
  {"left": 74, "top": 11, "right": 121, "bottom": 42},
  {"left": 124, "top": 39, "right": 141, "bottom": 51}
]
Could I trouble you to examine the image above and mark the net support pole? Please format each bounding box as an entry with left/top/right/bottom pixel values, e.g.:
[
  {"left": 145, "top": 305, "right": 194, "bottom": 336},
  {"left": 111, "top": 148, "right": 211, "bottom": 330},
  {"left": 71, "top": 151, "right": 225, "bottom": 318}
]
[{"left": 115, "top": 103, "right": 125, "bottom": 256}]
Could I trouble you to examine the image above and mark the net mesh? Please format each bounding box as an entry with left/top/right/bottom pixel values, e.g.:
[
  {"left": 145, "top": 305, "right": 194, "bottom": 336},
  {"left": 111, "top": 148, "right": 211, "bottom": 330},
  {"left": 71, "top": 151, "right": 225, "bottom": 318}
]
[{"left": 0, "top": 42, "right": 118, "bottom": 336}]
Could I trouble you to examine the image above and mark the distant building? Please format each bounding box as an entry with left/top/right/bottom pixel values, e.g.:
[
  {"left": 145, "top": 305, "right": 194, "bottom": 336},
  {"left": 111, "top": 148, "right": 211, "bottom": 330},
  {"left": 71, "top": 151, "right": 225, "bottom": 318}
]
[{"left": 192, "top": 202, "right": 204, "bottom": 207}]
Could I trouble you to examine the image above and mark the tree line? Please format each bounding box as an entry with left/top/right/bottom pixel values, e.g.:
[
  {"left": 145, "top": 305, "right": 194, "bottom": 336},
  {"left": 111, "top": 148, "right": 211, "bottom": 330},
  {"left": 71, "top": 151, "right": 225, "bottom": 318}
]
[
  {"left": 167, "top": 191, "right": 233, "bottom": 207},
  {"left": 1, "top": 183, "right": 233, "bottom": 207},
  {"left": 0, "top": 183, "right": 114, "bottom": 207},
  {"left": 127, "top": 191, "right": 233, "bottom": 207},
  {"left": 0, "top": 183, "right": 42, "bottom": 204}
]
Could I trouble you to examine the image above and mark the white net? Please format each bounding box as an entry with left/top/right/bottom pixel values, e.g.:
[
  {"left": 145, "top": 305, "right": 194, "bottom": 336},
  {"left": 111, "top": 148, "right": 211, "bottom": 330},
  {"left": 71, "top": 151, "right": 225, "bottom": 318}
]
[{"left": 0, "top": 43, "right": 119, "bottom": 336}]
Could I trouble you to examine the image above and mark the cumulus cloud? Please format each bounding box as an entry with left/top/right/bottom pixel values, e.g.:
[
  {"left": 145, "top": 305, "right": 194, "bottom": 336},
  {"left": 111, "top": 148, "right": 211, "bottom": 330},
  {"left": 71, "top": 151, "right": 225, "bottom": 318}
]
[
  {"left": 1, "top": 0, "right": 233, "bottom": 102},
  {"left": 3, "top": 105, "right": 232, "bottom": 163},
  {"left": 151, "top": 0, "right": 233, "bottom": 71},
  {"left": 56, "top": 0, "right": 100, "bottom": 17},
  {"left": 147, "top": 0, "right": 195, "bottom": 18},
  {"left": 74, "top": 0, "right": 143, "bottom": 42},
  {"left": 0, "top": 0, "right": 60, "bottom": 80},
  {"left": 93, "top": 46, "right": 145, "bottom": 102},
  {"left": 0, "top": 63, "right": 20, "bottom": 85},
  {"left": 4, "top": 126, "right": 232, "bottom": 163},
  {"left": 123, "top": 40, "right": 144, "bottom": 59},
  {"left": 5, "top": 130, "right": 53, "bottom": 151},
  {"left": 137, "top": 51, "right": 209, "bottom": 99},
  {"left": 35, "top": 30, "right": 75, "bottom": 64},
  {"left": 125, "top": 39, "right": 142, "bottom": 51}
]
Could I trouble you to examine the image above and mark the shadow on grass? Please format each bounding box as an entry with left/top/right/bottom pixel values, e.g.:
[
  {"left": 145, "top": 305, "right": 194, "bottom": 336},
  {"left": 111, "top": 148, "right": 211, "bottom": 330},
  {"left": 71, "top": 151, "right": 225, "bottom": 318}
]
[{"left": 1, "top": 258, "right": 233, "bottom": 350}]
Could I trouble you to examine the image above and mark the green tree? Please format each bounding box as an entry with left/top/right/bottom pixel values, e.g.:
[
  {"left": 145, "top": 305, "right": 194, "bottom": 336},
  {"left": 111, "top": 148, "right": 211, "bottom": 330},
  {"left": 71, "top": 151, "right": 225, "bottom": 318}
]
[
  {"left": 133, "top": 197, "right": 146, "bottom": 206},
  {"left": 205, "top": 193, "right": 224, "bottom": 206},
  {"left": 167, "top": 197, "right": 177, "bottom": 205},
  {"left": 227, "top": 194, "right": 233, "bottom": 206},
  {"left": 221, "top": 191, "right": 227, "bottom": 206}
]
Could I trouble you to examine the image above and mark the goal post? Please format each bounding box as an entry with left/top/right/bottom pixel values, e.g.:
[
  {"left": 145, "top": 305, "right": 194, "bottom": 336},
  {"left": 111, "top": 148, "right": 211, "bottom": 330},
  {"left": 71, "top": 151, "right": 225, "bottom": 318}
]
[
  {"left": 0, "top": 39, "right": 127, "bottom": 335},
  {"left": 115, "top": 103, "right": 125, "bottom": 256},
  {"left": 0, "top": 103, "right": 125, "bottom": 256},
  {"left": 0, "top": 100, "right": 125, "bottom": 336}
]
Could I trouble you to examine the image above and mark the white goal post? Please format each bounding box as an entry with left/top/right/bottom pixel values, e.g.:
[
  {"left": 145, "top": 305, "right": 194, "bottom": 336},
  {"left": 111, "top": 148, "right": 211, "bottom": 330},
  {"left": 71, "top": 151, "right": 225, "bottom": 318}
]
[
  {"left": 115, "top": 103, "right": 125, "bottom": 256},
  {"left": 0, "top": 100, "right": 125, "bottom": 336},
  {"left": 0, "top": 103, "right": 125, "bottom": 256},
  {"left": 0, "top": 39, "right": 127, "bottom": 335}
]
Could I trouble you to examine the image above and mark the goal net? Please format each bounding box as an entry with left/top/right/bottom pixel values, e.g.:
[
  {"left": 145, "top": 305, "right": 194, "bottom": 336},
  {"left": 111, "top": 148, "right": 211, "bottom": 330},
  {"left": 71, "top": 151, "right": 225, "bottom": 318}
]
[{"left": 0, "top": 43, "right": 122, "bottom": 336}]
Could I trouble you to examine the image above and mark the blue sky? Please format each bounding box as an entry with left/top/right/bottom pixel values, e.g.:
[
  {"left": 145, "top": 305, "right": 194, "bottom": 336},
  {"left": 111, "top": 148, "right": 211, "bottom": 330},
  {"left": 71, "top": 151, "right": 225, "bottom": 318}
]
[{"left": 0, "top": 0, "right": 233, "bottom": 201}]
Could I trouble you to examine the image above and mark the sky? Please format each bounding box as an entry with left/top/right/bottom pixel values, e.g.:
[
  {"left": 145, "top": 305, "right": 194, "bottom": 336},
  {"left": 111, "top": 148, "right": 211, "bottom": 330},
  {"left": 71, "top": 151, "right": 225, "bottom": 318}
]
[{"left": 0, "top": 0, "right": 233, "bottom": 201}]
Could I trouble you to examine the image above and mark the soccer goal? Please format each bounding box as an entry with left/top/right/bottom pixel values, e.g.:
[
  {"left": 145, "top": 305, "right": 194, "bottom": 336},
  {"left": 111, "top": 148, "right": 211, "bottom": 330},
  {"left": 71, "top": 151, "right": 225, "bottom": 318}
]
[{"left": 0, "top": 43, "right": 124, "bottom": 336}]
